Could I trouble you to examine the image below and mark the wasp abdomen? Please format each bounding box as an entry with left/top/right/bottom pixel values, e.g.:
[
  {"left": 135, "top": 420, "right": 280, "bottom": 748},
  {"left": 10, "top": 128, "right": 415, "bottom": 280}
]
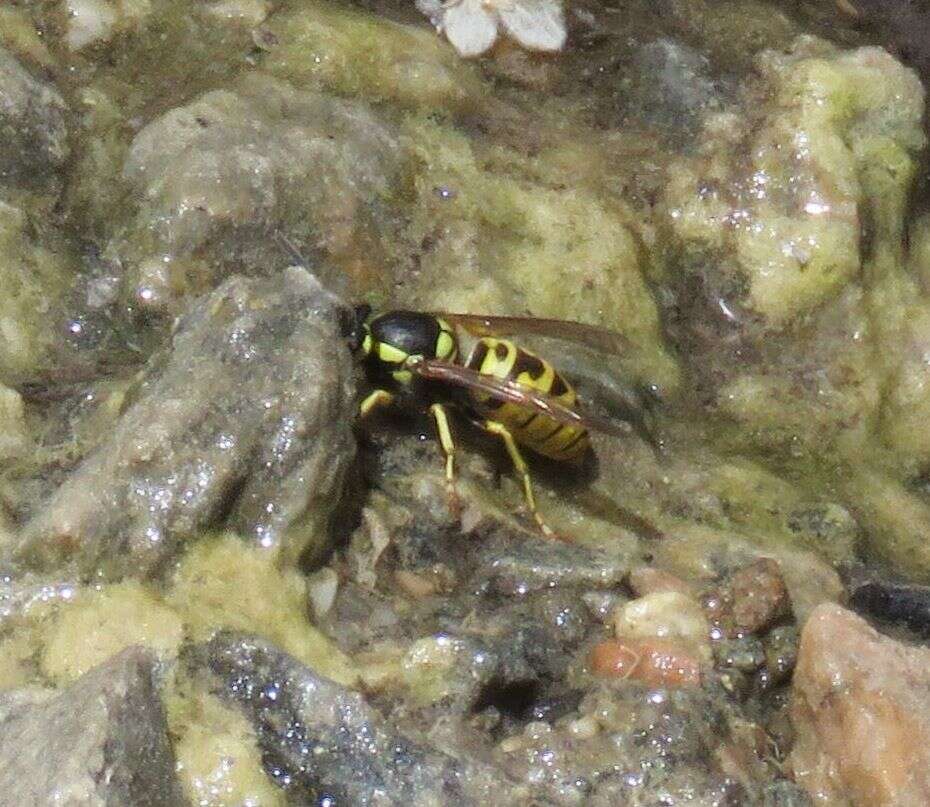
[{"left": 465, "top": 337, "right": 590, "bottom": 461}]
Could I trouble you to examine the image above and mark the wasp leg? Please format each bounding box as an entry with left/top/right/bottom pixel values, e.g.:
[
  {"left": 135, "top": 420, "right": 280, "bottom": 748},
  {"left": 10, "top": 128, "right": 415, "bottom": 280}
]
[
  {"left": 359, "top": 389, "right": 395, "bottom": 418},
  {"left": 429, "top": 403, "right": 460, "bottom": 518},
  {"left": 483, "top": 420, "right": 560, "bottom": 540}
]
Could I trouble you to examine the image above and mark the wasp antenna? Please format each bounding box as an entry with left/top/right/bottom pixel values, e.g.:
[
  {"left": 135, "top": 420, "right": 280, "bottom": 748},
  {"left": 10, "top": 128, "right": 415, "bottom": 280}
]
[{"left": 275, "top": 231, "right": 308, "bottom": 269}]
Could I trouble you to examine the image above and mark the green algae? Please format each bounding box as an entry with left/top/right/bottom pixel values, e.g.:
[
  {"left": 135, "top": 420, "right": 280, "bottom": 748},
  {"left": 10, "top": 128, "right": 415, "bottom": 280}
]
[
  {"left": 260, "top": 1, "right": 484, "bottom": 110},
  {"left": 0, "top": 201, "right": 75, "bottom": 385}
]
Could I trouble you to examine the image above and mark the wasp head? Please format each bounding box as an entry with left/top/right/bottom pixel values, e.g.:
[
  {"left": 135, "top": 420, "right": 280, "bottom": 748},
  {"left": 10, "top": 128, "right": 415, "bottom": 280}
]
[{"left": 341, "top": 303, "right": 372, "bottom": 355}]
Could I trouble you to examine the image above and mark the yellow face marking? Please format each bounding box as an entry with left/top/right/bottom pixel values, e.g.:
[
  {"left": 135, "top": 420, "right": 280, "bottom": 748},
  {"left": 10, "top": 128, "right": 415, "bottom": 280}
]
[
  {"left": 377, "top": 342, "right": 409, "bottom": 364},
  {"left": 392, "top": 369, "right": 413, "bottom": 385},
  {"left": 361, "top": 332, "right": 373, "bottom": 356}
]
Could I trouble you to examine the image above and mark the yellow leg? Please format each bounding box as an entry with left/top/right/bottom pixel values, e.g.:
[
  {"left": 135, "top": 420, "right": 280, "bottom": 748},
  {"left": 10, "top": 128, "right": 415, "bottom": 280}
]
[
  {"left": 483, "top": 420, "right": 558, "bottom": 539},
  {"left": 429, "top": 403, "right": 460, "bottom": 517},
  {"left": 359, "top": 389, "right": 395, "bottom": 418}
]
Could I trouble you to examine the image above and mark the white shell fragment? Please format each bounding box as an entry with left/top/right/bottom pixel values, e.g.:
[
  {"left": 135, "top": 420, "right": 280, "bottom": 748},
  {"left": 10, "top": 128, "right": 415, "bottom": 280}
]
[{"left": 419, "top": 0, "right": 567, "bottom": 58}]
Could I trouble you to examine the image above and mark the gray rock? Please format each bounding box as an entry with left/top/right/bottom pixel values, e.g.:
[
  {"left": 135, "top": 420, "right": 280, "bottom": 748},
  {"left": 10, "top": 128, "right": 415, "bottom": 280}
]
[
  {"left": 116, "top": 73, "right": 404, "bottom": 311},
  {"left": 189, "top": 632, "right": 528, "bottom": 806},
  {"left": 473, "top": 533, "right": 631, "bottom": 596},
  {"left": 0, "top": 647, "right": 186, "bottom": 807},
  {"left": 0, "top": 46, "right": 69, "bottom": 186},
  {"left": 12, "top": 267, "right": 355, "bottom": 579}
]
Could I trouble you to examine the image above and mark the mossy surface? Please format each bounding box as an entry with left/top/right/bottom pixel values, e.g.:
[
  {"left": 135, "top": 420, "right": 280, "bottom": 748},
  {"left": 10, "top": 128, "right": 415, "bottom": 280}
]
[{"left": 167, "top": 535, "right": 357, "bottom": 686}]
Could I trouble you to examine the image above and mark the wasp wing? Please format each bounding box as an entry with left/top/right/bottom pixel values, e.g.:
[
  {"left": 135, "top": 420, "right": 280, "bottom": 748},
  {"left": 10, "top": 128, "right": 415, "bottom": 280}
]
[
  {"left": 436, "top": 312, "right": 631, "bottom": 355},
  {"left": 407, "top": 357, "right": 634, "bottom": 439}
]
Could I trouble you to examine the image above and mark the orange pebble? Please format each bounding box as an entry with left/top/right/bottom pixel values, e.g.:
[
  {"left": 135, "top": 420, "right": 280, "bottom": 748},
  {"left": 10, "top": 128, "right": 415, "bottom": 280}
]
[
  {"left": 590, "top": 639, "right": 641, "bottom": 678},
  {"left": 590, "top": 638, "right": 702, "bottom": 688}
]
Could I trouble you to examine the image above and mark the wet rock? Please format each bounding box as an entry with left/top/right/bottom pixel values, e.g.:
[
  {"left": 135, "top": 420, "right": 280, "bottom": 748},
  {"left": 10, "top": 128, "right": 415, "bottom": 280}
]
[
  {"left": 259, "top": 2, "right": 484, "bottom": 112},
  {"left": 728, "top": 558, "right": 792, "bottom": 633},
  {"left": 117, "top": 73, "right": 404, "bottom": 311},
  {"left": 759, "top": 625, "right": 798, "bottom": 689},
  {"left": 0, "top": 383, "right": 30, "bottom": 461},
  {"left": 0, "top": 646, "right": 185, "bottom": 806},
  {"left": 188, "top": 631, "right": 527, "bottom": 805},
  {"left": 627, "top": 565, "right": 696, "bottom": 598},
  {"left": 62, "top": 0, "right": 153, "bottom": 50},
  {"left": 12, "top": 267, "right": 355, "bottom": 579},
  {"left": 0, "top": 573, "right": 79, "bottom": 622},
  {"left": 0, "top": 46, "right": 69, "bottom": 187},
  {"left": 661, "top": 36, "right": 926, "bottom": 471},
  {"left": 761, "top": 780, "right": 813, "bottom": 807},
  {"left": 499, "top": 683, "right": 742, "bottom": 803},
  {"left": 790, "top": 603, "right": 930, "bottom": 805},
  {"left": 468, "top": 589, "right": 596, "bottom": 683},
  {"left": 473, "top": 533, "right": 632, "bottom": 596},
  {"left": 613, "top": 591, "right": 711, "bottom": 659},
  {"left": 713, "top": 636, "right": 766, "bottom": 674},
  {"left": 401, "top": 633, "right": 501, "bottom": 711},
  {"left": 651, "top": 528, "right": 836, "bottom": 625}
]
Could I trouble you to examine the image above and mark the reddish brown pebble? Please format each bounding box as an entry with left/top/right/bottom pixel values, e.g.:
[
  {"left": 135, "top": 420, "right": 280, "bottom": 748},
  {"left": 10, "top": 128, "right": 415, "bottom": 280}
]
[
  {"left": 627, "top": 566, "right": 696, "bottom": 599},
  {"left": 590, "top": 638, "right": 702, "bottom": 688},
  {"left": 729, "top": 558, "right": 790, "bottom": 633},
  {"left": 590, "top": 639, "right": 640, "bottom": 678},
  {"left": 702, "top": 558, "right": 792, "bottom": 638}
]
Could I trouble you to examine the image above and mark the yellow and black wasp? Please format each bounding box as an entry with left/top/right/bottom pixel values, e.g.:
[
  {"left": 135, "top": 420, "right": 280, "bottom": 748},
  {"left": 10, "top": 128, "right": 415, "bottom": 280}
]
[
  {"left": 275, "top": 233, "right": 654, "bottom": 539},
  {"left": 343, "top": 305, "right": 656, "bottom": 539}
]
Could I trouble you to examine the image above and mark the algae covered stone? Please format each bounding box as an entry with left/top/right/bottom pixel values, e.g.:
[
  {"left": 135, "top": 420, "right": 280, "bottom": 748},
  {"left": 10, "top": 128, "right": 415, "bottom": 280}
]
[
  {"left": 665, "top": 37, "right": 925, "bottom": 325},
  {"left": 40, "top": 581, "right": 183, "bottom": 684},
  {"left": 168, "top": 535, "right": 357, "bottom": 686},
  {"left": 258, "top": 1, "right": 484, "bottom": 111},
  {"left": 117, "top": 73, "right": 406, "bottom": 310},
  {"left": 168, "top": 683, "right": 286, "bottom": 807},
  {"left": 399, "top": 115, "right": 680, "bottom": 391},
  {"left": 0, "top": 201, "right": 75, "bottom": 385}
]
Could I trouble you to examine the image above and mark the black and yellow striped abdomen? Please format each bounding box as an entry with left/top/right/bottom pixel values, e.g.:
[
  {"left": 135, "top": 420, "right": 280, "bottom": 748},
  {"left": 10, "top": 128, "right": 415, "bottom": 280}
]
[{"left": 464, "top": 337, "right": 590, "bottom": 462}]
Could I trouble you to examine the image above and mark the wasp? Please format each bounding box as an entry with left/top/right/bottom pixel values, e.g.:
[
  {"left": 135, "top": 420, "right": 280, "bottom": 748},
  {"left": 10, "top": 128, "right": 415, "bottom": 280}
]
[
  {"left": 274, "top": 233, "right": 653, "bottom": 539},
  {"left": 343, "top": 305, "right": 656, "bottom": 539}
]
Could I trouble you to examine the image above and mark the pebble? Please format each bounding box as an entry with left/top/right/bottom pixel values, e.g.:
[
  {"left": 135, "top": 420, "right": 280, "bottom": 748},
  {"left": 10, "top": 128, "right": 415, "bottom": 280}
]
[
  {"left": 589, "top": 638, "right": 703, "bottom": 688},
  {"left": 612, "top": 590, "right": 712, "bottom": 662}
]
